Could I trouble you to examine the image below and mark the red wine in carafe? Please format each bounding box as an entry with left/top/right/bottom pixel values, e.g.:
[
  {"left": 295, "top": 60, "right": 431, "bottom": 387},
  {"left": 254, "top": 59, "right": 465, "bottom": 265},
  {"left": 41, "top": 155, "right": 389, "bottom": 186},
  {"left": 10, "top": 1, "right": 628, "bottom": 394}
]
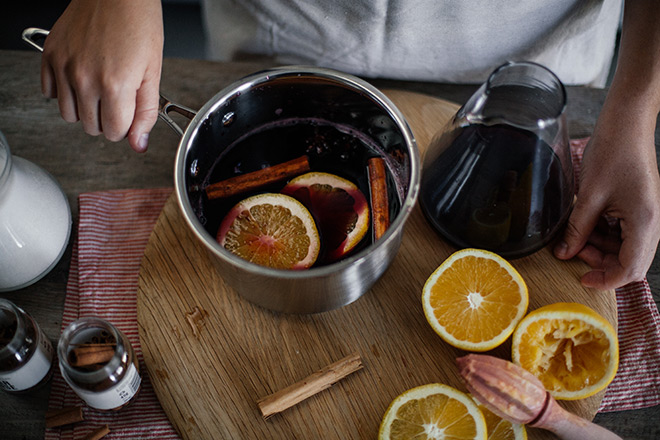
[{"left": 420, "top": 123, "right": 572, "bottom": 258}]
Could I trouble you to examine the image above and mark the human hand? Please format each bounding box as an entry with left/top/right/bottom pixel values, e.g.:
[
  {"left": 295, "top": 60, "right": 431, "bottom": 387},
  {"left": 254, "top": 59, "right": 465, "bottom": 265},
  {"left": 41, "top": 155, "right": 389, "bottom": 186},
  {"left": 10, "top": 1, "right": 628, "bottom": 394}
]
[
  {"left": 554, "top": 121, "right": 660, "bottom": 290},
  {"left": 41, "top": 0, "right": 164, "bottom": 152}
]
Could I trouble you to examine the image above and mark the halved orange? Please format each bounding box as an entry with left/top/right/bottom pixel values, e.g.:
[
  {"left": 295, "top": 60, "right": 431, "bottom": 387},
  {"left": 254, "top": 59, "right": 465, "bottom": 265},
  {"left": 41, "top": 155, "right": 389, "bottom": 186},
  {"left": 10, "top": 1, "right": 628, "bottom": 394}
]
[
  {"left": 282, "top": 172, "right": 369, "bottom": 262},
  {"left": 511, "top": 302, "right": 618, "bottom": 400},
  {"left": 216, "top": 193, "right": 320, "bottom": 270},
  {"left": 379, "top": 383, "right": 487, "bottom": 440},
  {"left": 472, "top": 398, "right": 527, "bottom": 440},
  {"left": 422, "top": 249, "right": 529, "bottom": 351}
]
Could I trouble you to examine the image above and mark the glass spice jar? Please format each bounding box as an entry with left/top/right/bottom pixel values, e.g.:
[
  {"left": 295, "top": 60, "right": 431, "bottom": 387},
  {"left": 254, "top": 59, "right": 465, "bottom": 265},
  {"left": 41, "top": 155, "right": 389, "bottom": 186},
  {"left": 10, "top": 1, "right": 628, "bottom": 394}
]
[
  {"left": 0, "top": 299, "right": 54, "bottom": 393},
  {"left": 58, "top": 317, "right": 142, "bottom": 411}
]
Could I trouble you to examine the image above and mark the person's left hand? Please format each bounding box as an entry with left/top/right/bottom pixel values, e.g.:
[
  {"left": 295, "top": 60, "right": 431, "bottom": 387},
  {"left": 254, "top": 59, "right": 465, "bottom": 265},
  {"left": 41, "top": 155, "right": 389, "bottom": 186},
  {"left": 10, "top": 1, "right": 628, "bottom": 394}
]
[{"left": 554, "top": 113, "right": 660, "bottom": 290}]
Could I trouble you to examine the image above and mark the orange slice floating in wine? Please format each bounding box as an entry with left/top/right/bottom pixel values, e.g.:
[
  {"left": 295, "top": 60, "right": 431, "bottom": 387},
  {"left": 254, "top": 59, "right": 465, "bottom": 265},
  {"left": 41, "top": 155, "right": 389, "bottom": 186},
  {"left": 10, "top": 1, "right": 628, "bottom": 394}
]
[
  {"left": 216, "top": 193, "right": 320, "bottom": 270},
  {"left": 282, "top": 172, "right": 370, "bottom": 262}
]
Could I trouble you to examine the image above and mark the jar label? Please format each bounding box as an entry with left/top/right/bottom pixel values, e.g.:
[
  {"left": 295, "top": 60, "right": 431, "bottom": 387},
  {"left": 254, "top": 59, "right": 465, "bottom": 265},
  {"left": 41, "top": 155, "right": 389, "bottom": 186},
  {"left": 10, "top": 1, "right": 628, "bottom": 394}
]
[
  {"left": 0, "top": 333, "right": 53, "bottom": 391},
  {"left": 65, "top": 362, "right": 141, "bottom": 410}
]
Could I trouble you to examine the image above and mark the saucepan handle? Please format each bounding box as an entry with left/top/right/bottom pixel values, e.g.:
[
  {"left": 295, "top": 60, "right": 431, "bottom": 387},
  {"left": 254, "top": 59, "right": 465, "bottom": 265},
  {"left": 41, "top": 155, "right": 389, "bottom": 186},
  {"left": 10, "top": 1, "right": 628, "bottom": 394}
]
[
  {"left": 157, "top": 96, "right": 196, "bottom": 137},
  {"left": 21, "top": 27, "right": 48, "bottom": 52},
  {"left": 21, "top": 27, "right": 197, "bottom": 138}
]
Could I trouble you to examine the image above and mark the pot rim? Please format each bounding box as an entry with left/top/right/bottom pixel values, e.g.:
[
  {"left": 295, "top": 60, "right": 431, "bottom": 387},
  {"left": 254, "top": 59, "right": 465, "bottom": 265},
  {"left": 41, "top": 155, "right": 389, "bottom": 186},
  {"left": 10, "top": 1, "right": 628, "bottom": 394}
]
[{"left": 174, "top": 65, "right": 420, "bottom": 279}]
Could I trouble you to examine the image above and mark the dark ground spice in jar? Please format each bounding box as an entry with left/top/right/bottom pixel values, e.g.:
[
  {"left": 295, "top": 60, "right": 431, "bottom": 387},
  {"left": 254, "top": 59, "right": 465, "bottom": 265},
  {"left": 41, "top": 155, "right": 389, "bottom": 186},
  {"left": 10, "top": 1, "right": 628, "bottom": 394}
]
[
  {"left": 0, "top": 300, "right": 54, "bottom": 393},
  {"left": 1, "top": 311, "right": 21, "bottom": 372},
  {"left": 0, "top": 313, "right": 18, "bottom": 350}
]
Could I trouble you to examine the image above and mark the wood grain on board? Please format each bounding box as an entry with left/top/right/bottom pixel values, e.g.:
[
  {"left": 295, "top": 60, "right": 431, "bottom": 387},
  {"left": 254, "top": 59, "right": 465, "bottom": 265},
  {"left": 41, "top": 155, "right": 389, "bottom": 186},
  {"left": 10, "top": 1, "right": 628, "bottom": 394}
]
[{"left": 136, "top": 90, "right": 617, "bottom": 439}]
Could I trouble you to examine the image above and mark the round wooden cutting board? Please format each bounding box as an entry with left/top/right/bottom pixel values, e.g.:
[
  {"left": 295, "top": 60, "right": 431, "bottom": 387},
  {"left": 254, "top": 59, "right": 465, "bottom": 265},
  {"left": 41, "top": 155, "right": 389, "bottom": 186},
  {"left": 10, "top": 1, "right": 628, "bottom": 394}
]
[{"left": 136, "top": 90, "right": 617, "bottom": 439}]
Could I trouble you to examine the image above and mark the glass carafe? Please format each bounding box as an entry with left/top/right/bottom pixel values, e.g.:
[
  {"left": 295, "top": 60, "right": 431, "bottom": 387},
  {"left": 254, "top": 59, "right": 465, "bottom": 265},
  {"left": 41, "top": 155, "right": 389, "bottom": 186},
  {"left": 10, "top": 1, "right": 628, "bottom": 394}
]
[{"left": 420, "top": 61, "right": 574, "bottom": 258}]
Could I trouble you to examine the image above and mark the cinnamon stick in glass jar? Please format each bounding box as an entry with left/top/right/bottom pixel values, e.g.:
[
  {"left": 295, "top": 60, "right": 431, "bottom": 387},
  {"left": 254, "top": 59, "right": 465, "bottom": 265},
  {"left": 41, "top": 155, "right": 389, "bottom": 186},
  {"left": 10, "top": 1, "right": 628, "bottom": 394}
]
[
  {"left": 58, "top": 318, "right": 141, "bottom": 411},
  {"left": 69, "top": 344, "right": 116, "bottom": 368}
]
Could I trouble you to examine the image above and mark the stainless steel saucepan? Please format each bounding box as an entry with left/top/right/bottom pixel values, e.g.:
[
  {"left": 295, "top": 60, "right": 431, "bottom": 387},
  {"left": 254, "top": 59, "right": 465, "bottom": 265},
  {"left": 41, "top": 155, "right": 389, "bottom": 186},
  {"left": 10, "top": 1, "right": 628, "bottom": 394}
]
[{"left": 23, "top": 28, "right": 420, "bottom": 313}]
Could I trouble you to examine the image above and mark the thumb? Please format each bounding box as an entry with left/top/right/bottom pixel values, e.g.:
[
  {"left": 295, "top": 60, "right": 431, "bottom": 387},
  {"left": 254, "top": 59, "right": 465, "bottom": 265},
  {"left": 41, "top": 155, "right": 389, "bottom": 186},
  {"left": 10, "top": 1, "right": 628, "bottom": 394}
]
[
  {"left": 127, "top": 76, "right": 160, "bottom": 153},
  {"left": 554, "top": 197, "right": 601, "bottom": 260}
]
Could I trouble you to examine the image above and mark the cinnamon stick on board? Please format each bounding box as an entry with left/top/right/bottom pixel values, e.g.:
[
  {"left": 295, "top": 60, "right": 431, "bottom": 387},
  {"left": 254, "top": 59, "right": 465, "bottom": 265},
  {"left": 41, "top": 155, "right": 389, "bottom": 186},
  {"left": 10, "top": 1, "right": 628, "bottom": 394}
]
[
  {"left": 257, "top": 352, "right": 363, "bottom": 419},
  {"left": 368, "top": 157, "right": 390, "bottom": 240},
  {"left": 205, "top": 155, "right": 311, "bottom": 200},
  {"left": 45, "top": 405, "right": 84, "bottom": 428}
]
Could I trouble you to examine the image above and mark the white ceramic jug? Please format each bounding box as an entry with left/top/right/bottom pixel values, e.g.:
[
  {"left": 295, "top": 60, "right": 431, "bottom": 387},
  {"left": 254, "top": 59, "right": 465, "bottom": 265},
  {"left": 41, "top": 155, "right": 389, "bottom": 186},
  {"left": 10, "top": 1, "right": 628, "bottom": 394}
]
[{"left": 0, "top": 130, "right": 71, "bottom": 291}]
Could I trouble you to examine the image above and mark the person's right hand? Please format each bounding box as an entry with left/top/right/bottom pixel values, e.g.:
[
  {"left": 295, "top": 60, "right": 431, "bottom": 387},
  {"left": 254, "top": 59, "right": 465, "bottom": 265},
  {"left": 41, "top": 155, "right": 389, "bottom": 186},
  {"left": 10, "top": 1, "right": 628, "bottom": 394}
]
[{"left": 41, "top": 0, "right": 164, "bottom": 153}]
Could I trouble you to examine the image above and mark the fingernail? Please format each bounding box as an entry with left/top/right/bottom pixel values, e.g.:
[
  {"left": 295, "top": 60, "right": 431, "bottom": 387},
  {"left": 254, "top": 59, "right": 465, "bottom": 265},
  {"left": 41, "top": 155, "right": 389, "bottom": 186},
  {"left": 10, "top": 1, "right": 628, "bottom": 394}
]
[
  {"left": 138, "top": 133, "right": 149, "bottom": 152},
  {"left": 42, "top": 86, "right": 54, "bottom": 99},
  {"left": 554, "top": 241, "right": 568, "bottom": 257}
]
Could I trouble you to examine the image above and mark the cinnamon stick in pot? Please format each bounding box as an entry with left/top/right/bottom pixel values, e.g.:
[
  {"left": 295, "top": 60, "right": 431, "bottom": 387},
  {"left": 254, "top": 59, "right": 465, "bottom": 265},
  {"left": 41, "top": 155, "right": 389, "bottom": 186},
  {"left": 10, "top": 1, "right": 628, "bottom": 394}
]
[
  {"left": 205, "top": 155, "right": 311, "bottom": 200},
  {"left": 368, "top": 157, "right": 389, "bottom": 240}
]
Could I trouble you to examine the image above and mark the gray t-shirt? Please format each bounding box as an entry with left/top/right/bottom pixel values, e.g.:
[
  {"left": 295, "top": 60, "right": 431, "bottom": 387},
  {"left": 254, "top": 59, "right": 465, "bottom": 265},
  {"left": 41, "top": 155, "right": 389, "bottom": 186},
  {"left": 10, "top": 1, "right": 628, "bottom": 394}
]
[{"left": 201, "top": 0, "right": 622, "bottom": 87}]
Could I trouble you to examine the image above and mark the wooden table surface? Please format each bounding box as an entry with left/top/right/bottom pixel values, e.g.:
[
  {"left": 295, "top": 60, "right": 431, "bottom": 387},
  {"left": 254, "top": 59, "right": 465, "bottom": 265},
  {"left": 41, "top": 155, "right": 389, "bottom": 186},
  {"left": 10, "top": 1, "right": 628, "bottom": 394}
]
[{"left": 0, "top": 49, "right": 659, "bottom": 439}]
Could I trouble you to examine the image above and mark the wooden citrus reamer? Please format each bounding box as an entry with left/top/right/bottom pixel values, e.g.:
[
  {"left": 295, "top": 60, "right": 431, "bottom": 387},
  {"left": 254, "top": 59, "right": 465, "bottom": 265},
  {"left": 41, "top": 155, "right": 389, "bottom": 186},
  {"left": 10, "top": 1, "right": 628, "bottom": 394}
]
[{"left": 457, "top": 354, "right": 622, "bottom": 440}]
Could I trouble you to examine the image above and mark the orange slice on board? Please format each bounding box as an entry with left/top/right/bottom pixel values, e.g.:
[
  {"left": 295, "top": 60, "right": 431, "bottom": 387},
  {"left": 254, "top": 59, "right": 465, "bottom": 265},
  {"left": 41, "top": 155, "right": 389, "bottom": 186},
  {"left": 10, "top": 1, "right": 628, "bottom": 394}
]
[
  {"left": 379, "top": 383, "right": 487, "bottom": 440},
  {"left": 422, "top": 249, "right": 529, "bottom": 352},
  {"left": 216, "top": 193, "right": 320, "bottom": 270},
  {"left": 511, "top": 302, "right": 619, "bottom": 400},
  {"left": 282, "top": 172, "right": 369, "bottom": 262},
  {"left": 472, "top": 398, "right": 527, "bottom": 440}
]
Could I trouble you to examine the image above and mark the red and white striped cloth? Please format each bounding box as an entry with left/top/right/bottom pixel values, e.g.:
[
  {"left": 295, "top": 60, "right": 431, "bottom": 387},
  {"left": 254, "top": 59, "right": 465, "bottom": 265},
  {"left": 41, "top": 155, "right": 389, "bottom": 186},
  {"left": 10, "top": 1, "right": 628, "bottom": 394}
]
[
  {"left": 569, "top": 138, "right": 660, "bottom": 411},
  {"left": 45, "top": 139, "right": 660, "bottom": 438},
  {"left": 45, "top": 188, "right": 179, "bottom": 440}
]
